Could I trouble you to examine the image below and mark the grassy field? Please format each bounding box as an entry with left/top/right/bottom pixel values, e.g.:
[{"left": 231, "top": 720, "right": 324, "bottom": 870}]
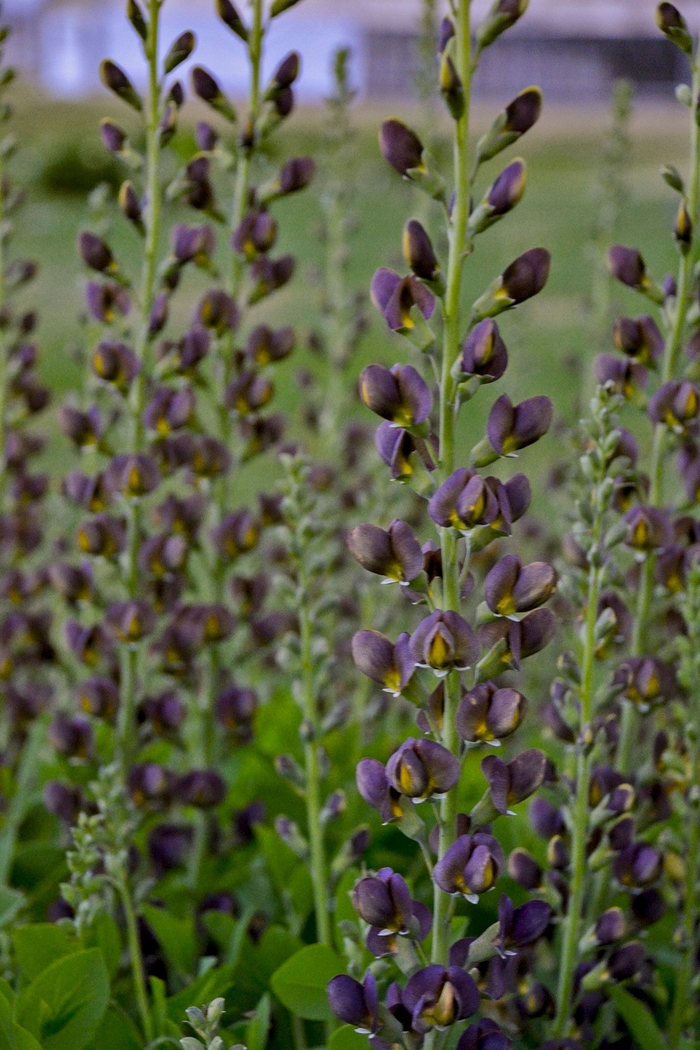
[{"left": 7, "top": 90, "right": 693, "bottom": 489}]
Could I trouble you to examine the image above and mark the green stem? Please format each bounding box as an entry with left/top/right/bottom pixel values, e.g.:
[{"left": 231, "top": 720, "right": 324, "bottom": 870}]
[
  {"left": 118, "top": 877, "right": 154, "bottom": 1045},
  {"left": 618, "top": 60, "right": 700, "bottom": 776},
  {"left": 299, "top": 593, "right": 332, "bottom": 947},
  {"left": 0, "top": 716, "right": 45, "bottom": 885},
  {"left": 553, "top": 558, "right": 602, "bottom": 1035},
  {"left": 431, "top": 0, "right": 472, "bottom": 972},
  {"left": 119, "top": 0, "right": 162, "bottom": 763}
]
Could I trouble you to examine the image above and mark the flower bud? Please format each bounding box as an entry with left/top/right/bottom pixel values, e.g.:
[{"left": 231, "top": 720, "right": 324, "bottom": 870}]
[
  {"left": 439, "top": 52, "right": 464, "bottom": 120},
  {"left": 99, "top": 59, "right": 142, "bottom": 111},
  {"left": 216, "top": 0, "right": 248, "bottom": 41},
  {"left": 85, "top": 281, "right": 130, "bottom": 323},
  {"left": 474, "top": 86, "right": 542, "bottom": 168},
  {"left": 608, "top": 245, "right": 663, "bottom": 302},
  {"left": 164, "top": 31, "right": 195, "bottom": 74},
  {"left": 195, "top": 289, "right": 238, "bottom": 333},
  {"left": 106, "top": 453, "right": 160, "bottom": 498},
  {"left": 594, "top": 907, "right": 625, "bottom": 945},
  {"left": 472, "top": 248, "right": 550, "bottom": 320},
  {"left": 92, "top": 341, "right": 139, "bottom": 390},
  {"left": 191, "top": 66, "right": 237, "bottom": 122},
  {"left": 100, "top": 118, "right": 126, "bottom": 154},
  {"left": 49, "top": 714, "right": 93, "bottom": 759},
  {"left": 468, "top": 159, "right": 526, "bottom": 236},
  {"left": 403, "top": 219, "right": 440, "bottom": 282},
  {"left": 656, "top": 2, "right": 693, "bottom": 53},
  {"left": 508, "top": 847, "right": 542, "bottom": 889},
  {"left": 623, "top": 505, "right": 671, "bottom": 552},
  {"left": 78, "top": 231, "right": 115, "bottom": 274},
  {"left": 118, "top": 181, "right": 143, "bottom": 231},
  {"left": 476, "top": 0, "right": 529, "bottom": 52},
  {"left": 675, "top": 198, "right": 693, "bottom": 250},
  {"left": 379, "top": 119, "right": 424, "bottom": 176},
  {"left": 127, "top": 0, "right": 147, "bottom": 39}
]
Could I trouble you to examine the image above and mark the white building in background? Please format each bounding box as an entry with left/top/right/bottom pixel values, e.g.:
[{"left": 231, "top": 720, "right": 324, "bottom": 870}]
[{"left": 6, "top": 0, "right": 700, "bottom": 101}]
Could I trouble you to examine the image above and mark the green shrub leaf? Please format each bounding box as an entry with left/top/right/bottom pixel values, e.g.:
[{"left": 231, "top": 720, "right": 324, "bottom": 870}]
[
  {"left": 271, "top": 944, "right": 344, "bottom": 1020},
  {"left": 14, "top": 948, "right": 109, "bottom": 1050},
  {"left": 328, "top": 1025, "right": 372, "bottom": 1050},
  {"left": 608, "top": 986, "right": 667, "bottom": 1050}
]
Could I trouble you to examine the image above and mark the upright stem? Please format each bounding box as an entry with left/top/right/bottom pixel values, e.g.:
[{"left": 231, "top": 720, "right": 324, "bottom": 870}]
[
  {"left": 617, "top": 60, "right": 700, "bottom": 775},
  {"left": 431, "top": 0, "right": 472, "bottom": 970},
  {"left": 119, "top": 0, "right": 163, "bottom": 764},
  {"left": 669, "top": 567, "right": 700, "bottom": 1048},
  {"left": 553, "top": 554, "right": 603, "bottom": 1035},
  {"left": 118, "top": 876, "right": 154, "bottom": 1044},
  {"left": 299, "top": 575, "right": 332, "bottom": 948}
]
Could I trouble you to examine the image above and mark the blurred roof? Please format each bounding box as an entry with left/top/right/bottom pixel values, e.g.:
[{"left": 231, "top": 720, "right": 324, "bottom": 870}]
[{"left": 32, "top": 0, "right": 700, "bottom": 38}]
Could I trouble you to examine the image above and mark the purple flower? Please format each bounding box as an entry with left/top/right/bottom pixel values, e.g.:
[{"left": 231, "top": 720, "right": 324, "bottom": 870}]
[
  {"left": 456, "top": 682, "right": 526, "bottom": 742},
  {"left": 483, "top": 555, "right": 557, "bottom": 616},
  {"left": 403, "top": 220, "right": 440, "bottom": 282},
  {"left": 379, "top": 119, "right": 425, "bottom": 176},
  {"left": 352, "top": 868, "right": 413, "bottom": 932},
  {"left": 433, "top": 834, "right": 505, "bottom": 898},
  {"left": 410, "top": 610, "right": 478, "bottom": 672},
  {"left": 462, "top": 319, "right": 508, "bottom": 381},
  {"left": 481, "top": 749, "right": 548, "bottom": 814},
  {"left": 351, "top": 630, "right": 415, "bottom": 694},
  {"left": 327, "top": 973, "right": 379, "bottom": 1033},
  {"left": 370, "top": 270, "right": 436, "bottom": 333},
  {"left": 457, "top": 1019, "right": 512, "bottom": 1050},
  {"left": 487, "top": 393, "right": 553, "bottom": 456},
  {"left": 401, "top": 964, "right": 479, "bottom": 1032},
  {"left": 356, "top": 757, "right": 403, "bottom": 823},
  {"left": 347, "top": 520, "right": 423, "bottom": 583},
  {"left": 386, "top": 737, "right": 460, "bottom": 801},
  {"left": 613, "top": 314, "right": 663, "bottom": 365}
]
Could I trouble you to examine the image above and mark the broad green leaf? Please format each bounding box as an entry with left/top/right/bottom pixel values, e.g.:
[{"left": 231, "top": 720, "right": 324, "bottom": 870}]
[
  {"left": 271, "top": 944, "right": 344, "bottom": 1021},
  {"left": 82, "top": 913, "right": 121, "bottom": 980},
  {"left": 142, "top": 904, "right": 197, "bottom": 975},
  {"left": 150, "top": 977, "right": 179, "bottom": 1040},
  {"left": 248, "top": 926, "right": 301, "bottom": 987},
  {"left": 15, "top": 948, "right": 109, "bottom": 1050},
  {"left": 90, "top": 1005, "right": 142, "bottom": 1050},
  {"left": 608, "top": 985, "right": 667, "bottom": 1050},
  {"left": 245, "top": 993, "right": 271, "bottom": 1050},
  {"left": 328, "top": 1025, "right": 371, "bottom": 1050},
  {"left": 12, "top": 924, "right": 78, "bottom": 982},
  {"left": 0, "top": 981, "right": 14, "bottom": 1004},
  {"left": 0, "top": 995, "right": 41, "bottom": 1050}
]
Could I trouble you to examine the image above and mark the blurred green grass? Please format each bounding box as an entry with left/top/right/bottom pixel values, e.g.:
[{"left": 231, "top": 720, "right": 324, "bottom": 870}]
[{"left": 7, "top": 91, "right": 691, "bottom": 487}]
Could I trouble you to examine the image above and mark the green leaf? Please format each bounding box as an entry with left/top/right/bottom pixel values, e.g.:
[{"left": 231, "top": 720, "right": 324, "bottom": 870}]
[
  {"left": 271, "top": 944, "right": 344, "bottom": 1021},
  {"left": 245, "top": 993, "right": 271, "bottom": 1050},
  {"left": 82, "top": 913, "right": 121, "bottom": 980},
  {"left": 0, "top": 889, "right": 24, "bottom": 929},
  {"left": 142, "top": 904, "right": 197, "bottom": 976},
  {"left": 608, "top": 986, "right": 668, "bottom": 1050},
  {"left": 15, "top": 948, "right": 109, "bottom": 1050},
  {"left": 13, "top": 924, "right": 78, "bottom": 982},
  {"left": 328, "top": 1025, "right": 371, "bottom": 1050},
  {"left": 90, "top": 1005, "right": 142, "bottom": 1050},
  {"left": 0, "top": 996, "right": 42, "bottom": 1050},
  {"left": 334, "top": 868, "right": 360, "bottom": 929}
]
